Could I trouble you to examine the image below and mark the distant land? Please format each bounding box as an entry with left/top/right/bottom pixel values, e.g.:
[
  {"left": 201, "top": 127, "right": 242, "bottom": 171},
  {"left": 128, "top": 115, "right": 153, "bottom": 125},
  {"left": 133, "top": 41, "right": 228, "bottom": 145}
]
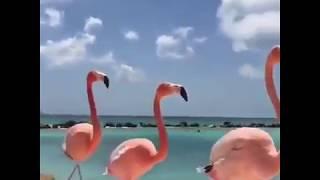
[
  {"left": 40, "top": 119, "right": 280, "bottom": 129},
  {"left": 40, "top": 113, "right": 279, "bottom": 129},
  {"left": 40, "top": 112, "right": 275, "bottom": 119}
]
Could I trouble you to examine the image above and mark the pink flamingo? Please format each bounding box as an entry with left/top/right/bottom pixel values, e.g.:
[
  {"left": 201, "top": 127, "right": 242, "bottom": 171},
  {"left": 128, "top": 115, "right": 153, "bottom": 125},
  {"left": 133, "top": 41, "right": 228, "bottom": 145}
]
[
  {"left": 197, "top": 45, "right": 280, "bottom": 180},
  {"left": 103, "top": 82, "right": 188, "bottom": 180},
  {"left": 62, "top": 70, "right": 109, "bottom": 180}
]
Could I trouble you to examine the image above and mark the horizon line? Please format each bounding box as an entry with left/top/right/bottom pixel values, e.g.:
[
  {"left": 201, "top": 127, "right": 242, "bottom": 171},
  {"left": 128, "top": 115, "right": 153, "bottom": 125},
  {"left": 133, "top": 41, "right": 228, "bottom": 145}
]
[{"left": 40, "top": 113, "right": 275, "bottom": 119}]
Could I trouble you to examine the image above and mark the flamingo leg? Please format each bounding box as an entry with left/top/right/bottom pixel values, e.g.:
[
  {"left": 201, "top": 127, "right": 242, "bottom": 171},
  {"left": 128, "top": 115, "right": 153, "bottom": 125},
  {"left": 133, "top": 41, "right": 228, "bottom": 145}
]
[
  {"left": 77, "top": 164, "right": 83, "bottom": 180},
  {"left": 67, "top": 164, "right": 78, "bottom": 180}
]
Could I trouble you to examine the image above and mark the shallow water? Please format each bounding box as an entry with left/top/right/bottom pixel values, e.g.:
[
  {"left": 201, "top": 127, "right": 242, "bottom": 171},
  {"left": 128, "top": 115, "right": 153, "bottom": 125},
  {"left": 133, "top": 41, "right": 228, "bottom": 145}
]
[{"left": 40, "top": 128, "right": 280, "bottom": 180}]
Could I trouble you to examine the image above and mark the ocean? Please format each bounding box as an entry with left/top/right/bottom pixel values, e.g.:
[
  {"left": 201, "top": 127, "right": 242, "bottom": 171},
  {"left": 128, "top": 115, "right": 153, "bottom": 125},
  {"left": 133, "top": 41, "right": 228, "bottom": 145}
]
[{"left": 40, "top": 116, "right": 280, "bottom": 180}]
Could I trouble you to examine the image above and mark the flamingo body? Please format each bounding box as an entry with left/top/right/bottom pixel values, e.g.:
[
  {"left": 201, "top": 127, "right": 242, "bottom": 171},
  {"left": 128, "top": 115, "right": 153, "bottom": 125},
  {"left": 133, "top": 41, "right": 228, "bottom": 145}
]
[
  {"left": 107, "top": 138, "right": 157, "bottom": 179},
  {"left": 209, "top": 128, "right": 279, "bottom": 180},
  {"left": 63, "top": 123, "right": 101, "bottom": 162}
]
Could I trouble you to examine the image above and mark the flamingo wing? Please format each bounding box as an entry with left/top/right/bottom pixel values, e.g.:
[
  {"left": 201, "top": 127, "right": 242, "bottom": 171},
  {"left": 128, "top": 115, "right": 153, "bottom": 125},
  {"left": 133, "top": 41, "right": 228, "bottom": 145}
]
[
  {"left": 62, "top": 123, "right": 94, "bottom": 161},
  {"left": 110, "top": 141, "right": 136, "bottom": 162},
  {"left": 110, "top": 138, "right": 156, "bottom": 163}
]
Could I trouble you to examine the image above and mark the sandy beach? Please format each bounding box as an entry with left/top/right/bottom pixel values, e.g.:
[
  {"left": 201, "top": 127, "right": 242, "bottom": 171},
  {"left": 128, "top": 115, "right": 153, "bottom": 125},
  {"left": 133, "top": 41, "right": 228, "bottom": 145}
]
[{"left": 40, "top": 173, "right": 55, "bottom": 180}]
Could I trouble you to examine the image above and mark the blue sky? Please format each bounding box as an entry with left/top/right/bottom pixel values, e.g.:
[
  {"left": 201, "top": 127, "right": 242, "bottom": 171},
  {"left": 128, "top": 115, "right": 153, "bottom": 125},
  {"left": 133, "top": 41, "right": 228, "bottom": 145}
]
[{"left": 40, "top": 0, "right": 280, "bottom": 117}]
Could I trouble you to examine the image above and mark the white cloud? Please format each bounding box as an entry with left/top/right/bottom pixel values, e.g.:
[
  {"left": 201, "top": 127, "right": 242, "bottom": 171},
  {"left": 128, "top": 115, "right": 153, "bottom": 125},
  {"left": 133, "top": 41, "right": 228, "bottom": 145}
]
[
  {"left": 91, "top": 51, "right": 116, "bottom": 64},
  {"left": 157, "top": 35, "right": 180, "bottom": 47},
  {"left": 193, "top": 37, "right": 208, "bottom": 43},
  {"left": 173, "top": 27, "right": 194, "bottom": 39},
  {"left": 40, "top": 33, "right": 95, "bottom": 67},
  {"left": 238, "top": 64, "right": 263, "bottom": 79},
  {"left": 156, "top": 35, "right": 194, "bottom": 59},
  {"left": 91, "top": 52, "right": 145, "bottom": 83},
  {"left": 114, "top": 64, "right": 145, "bottom": 83},
  {"left": 186, "top": 46, "right": 194, "bottom": 54},
  {"left": 156, "top": 26, "right": 208, "bottom": 60},
  {"left": 156, "top": 27, "right": 195, "bottom": 59},
  {"left": 40, "top": 8, "right": 64, "bottom": 27},
  {"left": 124, "top": 31, "right": 139, "bottom": 41},
  {"left": 156, "top": 35, "right": 183, "bottom": 59},
  {"left": 217, "top": 0, "right": 280, "bottom": 52},
  {"left": 84, "top": 17, "right": 103, "bottom": 33},
  {"left": 41, "top": 16, "right": 104, "bottom": 67},
  {"left": 41, "top": 14, "right": 145, "bottom": 82}
]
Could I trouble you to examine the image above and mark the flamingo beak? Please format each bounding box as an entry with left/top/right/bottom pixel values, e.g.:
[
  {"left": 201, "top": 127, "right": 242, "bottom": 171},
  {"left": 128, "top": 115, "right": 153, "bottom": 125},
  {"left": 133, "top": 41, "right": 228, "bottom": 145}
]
[
  {"left": 196, "top": 163, "right": 213, "bottom": 174},
  {"left": 204, "top": 164, "right": 213, "bottom": 173},
  {"left": 103, "top": 76, "right": 109, "bottom": 88},
  {"left": 180, "top": 86, "right": 188, "bottom": 102}
]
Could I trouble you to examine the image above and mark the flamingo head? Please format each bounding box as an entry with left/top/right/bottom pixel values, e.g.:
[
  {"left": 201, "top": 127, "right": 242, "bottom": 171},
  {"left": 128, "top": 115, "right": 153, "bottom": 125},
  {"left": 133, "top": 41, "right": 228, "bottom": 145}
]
[
  {"left": 268, "top": 45, "right": 280, "bottom": 65},
  {"left": 156, "top": 82, "right": 188, "bottom": 102},
  {"left": 87, "top": 70, "right": 109, "bottom": 88}
]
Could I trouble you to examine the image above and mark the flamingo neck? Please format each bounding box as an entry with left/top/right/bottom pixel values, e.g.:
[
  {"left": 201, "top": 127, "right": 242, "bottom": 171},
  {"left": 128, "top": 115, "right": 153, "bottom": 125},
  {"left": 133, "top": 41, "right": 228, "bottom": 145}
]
[
  {"left": 265, "top": 59, "right": 280, "bottom": 120},
  {"left": 87, "top": 80, "right": 102, "bottom": 151},
  {"left": 273, "top": 150, "right": 280, "bottom": 173},
  {"left": 152, "top": 95, "right": 168, "bottom": 164}
]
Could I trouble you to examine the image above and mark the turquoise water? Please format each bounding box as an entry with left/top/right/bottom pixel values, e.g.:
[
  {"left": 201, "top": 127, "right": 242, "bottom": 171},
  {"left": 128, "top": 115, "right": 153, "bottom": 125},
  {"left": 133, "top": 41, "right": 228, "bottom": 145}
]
[{"left": 40, "top": 128, "right": 280, "bottom": 180}]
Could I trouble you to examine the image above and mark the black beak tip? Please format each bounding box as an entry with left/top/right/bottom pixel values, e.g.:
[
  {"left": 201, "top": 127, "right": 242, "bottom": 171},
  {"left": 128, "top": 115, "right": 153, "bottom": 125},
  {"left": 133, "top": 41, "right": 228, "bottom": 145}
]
[
  {"left": 204, "top": 164, "right": 213, "bottom": 173},
  {"left": 180, "top": 86, "right": 188, "bottom": 102},
  {"left": 103, "top": 76, "right": 109, "bottom": 88}
]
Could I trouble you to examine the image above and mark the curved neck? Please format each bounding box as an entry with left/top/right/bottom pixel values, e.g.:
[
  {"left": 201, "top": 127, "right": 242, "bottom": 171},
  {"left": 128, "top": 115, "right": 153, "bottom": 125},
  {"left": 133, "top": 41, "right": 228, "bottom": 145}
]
[
  {"left": 87, "top": 80, "right": 102, "bottom": 151},
  {"left": 273, "top": 150, "right": 280, "bottom": 173},
  {"left": 152, "top": 95, "right": 169, "bottom": 164},
  {"left": 265, "top": 59, "right": 280, "bottom": 121}
]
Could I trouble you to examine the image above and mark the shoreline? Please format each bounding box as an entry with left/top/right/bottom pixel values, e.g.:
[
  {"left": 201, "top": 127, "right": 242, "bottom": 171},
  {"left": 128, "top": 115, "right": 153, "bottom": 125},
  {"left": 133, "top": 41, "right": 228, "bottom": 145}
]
[{"left": 40, "top": 120, "right": 280, "bottom": 129}]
